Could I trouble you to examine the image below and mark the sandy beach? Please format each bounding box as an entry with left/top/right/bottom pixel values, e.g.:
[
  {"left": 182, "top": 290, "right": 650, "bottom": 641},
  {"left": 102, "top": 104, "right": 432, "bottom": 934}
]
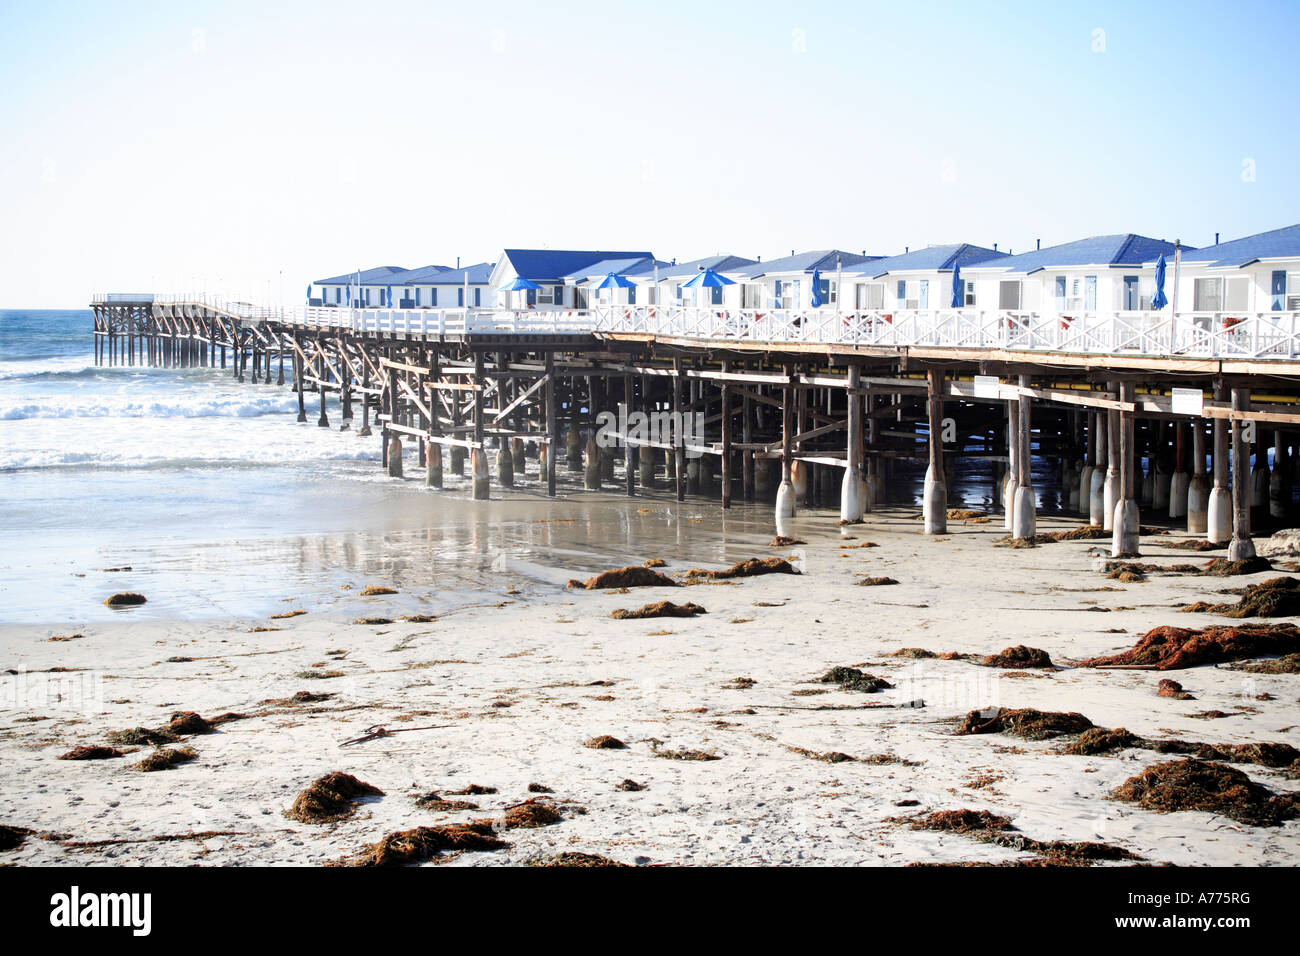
[{"left": 3, "top": 496, "right": 1297, "bottom": 867}]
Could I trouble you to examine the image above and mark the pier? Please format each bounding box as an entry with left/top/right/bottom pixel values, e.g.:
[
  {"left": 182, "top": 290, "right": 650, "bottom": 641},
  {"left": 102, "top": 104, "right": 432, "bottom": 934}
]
[{"left": 89, "top": 282, "right": 1300, "bottom": 562}]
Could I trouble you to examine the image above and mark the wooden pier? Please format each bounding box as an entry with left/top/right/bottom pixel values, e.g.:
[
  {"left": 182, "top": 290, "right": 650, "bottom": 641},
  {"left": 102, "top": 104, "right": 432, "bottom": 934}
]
[{"left": 90, "top": 295, "right": 1300, "bottom": 559}]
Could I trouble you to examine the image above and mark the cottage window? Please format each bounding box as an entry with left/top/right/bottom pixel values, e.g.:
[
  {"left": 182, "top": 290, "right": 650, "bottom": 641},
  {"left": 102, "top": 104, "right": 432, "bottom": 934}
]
[
  {"left": 855, "top": 282, "right": 884, "bottom": 310},
  {"left": 998, "top": 280, "right": 1022, "bottom": 310},
  {"left": 1193, "top": 278, "right": 1222, "bottom": 312}
]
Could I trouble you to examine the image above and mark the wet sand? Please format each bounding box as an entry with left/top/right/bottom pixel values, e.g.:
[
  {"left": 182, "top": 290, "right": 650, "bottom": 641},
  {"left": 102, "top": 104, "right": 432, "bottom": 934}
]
[{"left": 2, "top": 491, "right": 1298, "bottom": 866}]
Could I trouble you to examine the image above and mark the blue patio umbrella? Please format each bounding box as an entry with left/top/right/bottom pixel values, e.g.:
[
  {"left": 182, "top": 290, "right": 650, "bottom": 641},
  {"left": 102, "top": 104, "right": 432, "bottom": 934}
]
[
  {"left": 1151, "top": 254, "right": 1169, "bottom": 310},
  {"left": 683, "top": 268, "right": 735, "bottom": 308},
  {"left": 681, "top": 268, "right": 735, "bottom": 289},
  {"left": 499, "top": 275, "right": 543, "bottom": 309},
  {"left": 591, "top": 272, "right": 636, "bottom": 291},
  {"left": 385, "top": 285, "right": 393, "bottom": 308},
  {"left": 951, "top": 261, "right": 964, "bottom": 308},
  {"left": 810, "top": 268, "right": 824, "bottom": 308}
]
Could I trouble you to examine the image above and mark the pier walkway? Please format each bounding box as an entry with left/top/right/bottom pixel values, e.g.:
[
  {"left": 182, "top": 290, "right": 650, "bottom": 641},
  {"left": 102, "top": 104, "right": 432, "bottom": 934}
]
[{"left": 89, "top": 293, "right": 1300, "bottom": 562}]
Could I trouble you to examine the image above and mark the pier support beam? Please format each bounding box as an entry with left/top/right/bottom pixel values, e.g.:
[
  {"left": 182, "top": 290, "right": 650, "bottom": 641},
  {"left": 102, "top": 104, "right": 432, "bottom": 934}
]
[
  {"left": 545, "top": 353, "right": 558, "bottom": 498},
  {"left": 1188, "top": 420, "right": 1209, "bottom": 534},
  {"left": 1104, "top": 399, "right": 1119, "bottom": 532},
  {"left": 1004, "top": 402, "right": 1018, "bottom": 531},
  {"left": 1078, "top": 414, "right": 1093, "bottom": 517},
  {"left": 1153, "top": 422, "right": 1171, "bottom": 511},
  {"left": 1012, "top": 375, "right": 1036, "bottom": 539},
  {"left": 293, "top": 344, "right": 307, "bottom": 424},
  {"left": 1089, "top": 411, "right": 1106, "bottom": 526},
  {"left": 840, "top": 364, "right": 865, "bottom": 524},
  {"left": 317, "top": 379, "right": 329, "bottom": 428},
  {"left": 471, "top": 353, "right": 489, "bottom": 500},
  {"left": 719, "top": 365, "right": 733, "bottom": 508},
  {"left": 426, "top": 352, "right": 442, "bottom": 489},
  {"left": 1229, "top": 386, "right": 1256, "bottom": 561},
  {"left": 1208, "top": 381, "right": 1233, "bottom": 544},
  {"left": 1270, "top": 430, "right": 1289, "bottom": 518},
  {"left": 1112, "top": 382, "right": 1140, "bottom": 557},
  {"left": 923, "top": 368, "right": 947, "bottom": 535},
  {"left": 674, "top": 359, "right": 687, "bottom": 503},
  {"left": 776, "top": 364, "right": 796, "bottom": 520},
  {"left": 626, "top": 372, "right": 637, "bottom": 498},
  {"left": 1169, "top": 421, "right": 1188, "bottom": 518}
]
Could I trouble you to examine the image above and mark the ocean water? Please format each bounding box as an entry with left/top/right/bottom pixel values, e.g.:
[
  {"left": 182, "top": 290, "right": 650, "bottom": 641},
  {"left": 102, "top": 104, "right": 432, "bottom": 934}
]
[
  {"left": 0, "top": 310, "right": 1053, "bottom": 626},
  {"left": 0, "top": 310, "right": 780, "bottom": 625}
]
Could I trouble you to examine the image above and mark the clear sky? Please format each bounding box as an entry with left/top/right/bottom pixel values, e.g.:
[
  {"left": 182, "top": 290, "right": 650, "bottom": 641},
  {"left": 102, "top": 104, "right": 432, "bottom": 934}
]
[{"left": 2, "top": 0, "right": 1297, "bottom": 307}]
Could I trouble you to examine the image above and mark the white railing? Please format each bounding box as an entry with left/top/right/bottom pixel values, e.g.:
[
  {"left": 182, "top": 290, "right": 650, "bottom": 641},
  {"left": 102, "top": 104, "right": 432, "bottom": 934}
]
[
  {"left": 91, "top": 294, "right": 1300, "bottom": 359},
  {"left": 282, "top": 306, "right": 596, "bottom": 336},
  {"left": 592, "top": 305, "right": 1300, "bottom": 359}
]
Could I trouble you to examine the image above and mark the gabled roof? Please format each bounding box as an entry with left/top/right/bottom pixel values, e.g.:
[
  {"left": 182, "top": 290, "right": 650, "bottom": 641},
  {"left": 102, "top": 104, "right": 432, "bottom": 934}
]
[
  {"left": 846, "top": 243, "right": 1006, "bottom": 278},
  {"left": 314, "top": 266, "right": 409, "bottom": 285},
  {"left": 560, "top": 256, "right": 666, "bottom": 282},
  {"left": 400, "top": 262, "right": 493, "bottom": 285},
  {"left": 732, "top": 250, "right": 876, "bottom": 278},
  {"left": 389, "top": 264, "right": 454, "bottom": 284},
  {"left": 1177, "top": 224, "right": 1300, "bottom": 268},
  {"left": 654, "top": 255, "right": 759, "bottom": 280},
  {"left": 499, "top": 249, "right": 655, "bottom": 282},
  {"left": 965, "top": 235, "right": 1185, "bottom": 275}
]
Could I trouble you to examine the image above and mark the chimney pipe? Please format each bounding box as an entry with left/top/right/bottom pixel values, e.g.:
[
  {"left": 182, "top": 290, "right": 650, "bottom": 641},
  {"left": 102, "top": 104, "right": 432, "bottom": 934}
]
[
  {"left": 1036, "top": 238, "right": 1041, "bottom": 250},
  {"left": 1215, "top": 232, "right": 1220, "bottom": 245},
  {"left": 993, "top": 242, "right": 998, "bottom": 252}
]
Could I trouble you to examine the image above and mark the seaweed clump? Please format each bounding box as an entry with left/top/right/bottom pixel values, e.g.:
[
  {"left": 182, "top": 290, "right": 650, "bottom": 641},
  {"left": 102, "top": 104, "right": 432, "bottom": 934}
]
[
  {"left": 1111, "top": 758, "right": 1299, "bottom": 826},
  {"left": 857, "top": 576, "right": 899, "bottom": 587},
  {"left": 610, "top": 601, "right": 706, "bottom": 620},
  {"left": 502, "top": 798, "right": 569, "bottom": 829},
  {"left": 359, "top": 585, "right": 398, "bottom": 596},
  {"left": 1078, "top": 623, "right": 1300, "bottom": 670},
  {"left": 129, "top": 746, "right": 197, "bottom": 772},
  {"left": 1181, "top": 576, "right": 1300, "bottom": 618},
  {"left": 413, "top": 791, "right": 479, "bottom": 812},
  {"left": 909, "top": 809, "right": 1013, "bottom": 833},
  {"left": 528, "top": 852, "right": 628, "bottom": 867},
  {"left": 58, "top": 745, "right": 125, "bottom": 760},
  {"left": 584, "top": 735, "right": 627, "bottom": 749},
  {"left": 569, "top": 566, "right": 679, "bottom": 590},
  {"left": 349, "top": 822, "right": 508, "bottom": 866},
  {"left": 817, "top": 666, "right": 894, "bottom": 693},
  {"left": 1201, "top": 556, "right": 1272, "bottom": 576},
  {"left": 1060, "top": 727, "right": 1144, "bottom": 755},
  {"left": 681, "top": 558, "right": 798, "bottom": 580},
  {"left": 982, "top": 645, "right": 1053, "bottom": 669},
  {"left": 1228, "top": 653, "right": 1300, "bottom": 674},
  {"left": 103, "top": 592, "right": 146, "bottom": 608},
  {"left": 957, "top": 707, "right": 1093, "bottom": 740},
  {"left": 0, "top": 826, "right": 31, "bottom": 851},
  {"left": 287, "top": 772, "right": 385, "bottom": 823}
]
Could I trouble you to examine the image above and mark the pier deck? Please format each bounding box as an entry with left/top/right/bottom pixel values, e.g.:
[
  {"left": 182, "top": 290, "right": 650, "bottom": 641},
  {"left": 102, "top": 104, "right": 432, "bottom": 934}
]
[{"left": 89, "top": 293, "right": 1300, "bottom": 560}]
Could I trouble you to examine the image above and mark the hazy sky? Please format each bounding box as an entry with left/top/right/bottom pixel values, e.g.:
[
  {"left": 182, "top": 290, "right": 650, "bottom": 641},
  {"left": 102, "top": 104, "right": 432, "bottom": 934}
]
[{"left": 2, "top": 0, "right": 1297, "bottom": 307}]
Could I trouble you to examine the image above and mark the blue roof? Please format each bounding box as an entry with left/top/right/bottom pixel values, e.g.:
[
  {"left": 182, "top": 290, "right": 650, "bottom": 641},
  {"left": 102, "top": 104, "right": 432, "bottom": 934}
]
[
  {"left": 560, "top": 256, "right": 667, "bottom": 282},
  {"left": 965, "top": 235, "right": 1185, "bottom": 274},
  {"left": 732, "top": 250, "right": 877, "bottom": 278},
  {"left": 847, "top": 243, "right": 1006, "bottom": 278},
  {"left": 387, "top": 264, "right": 454, "bottom": 284},
  {"left": 655, "top": 255, "right": 759, "bottom": 279},
  {"left": 314, "top": 266, "right": 409, "bottom": 285},
  {"left": 400, "top": 262, "right": 493, "bottom": 285},
  {"left": 1177, "top": 223, "right": 1300, "bottom": 268},
  {"left": 500, "top": 249, "right": 654, "bottom": 282}
]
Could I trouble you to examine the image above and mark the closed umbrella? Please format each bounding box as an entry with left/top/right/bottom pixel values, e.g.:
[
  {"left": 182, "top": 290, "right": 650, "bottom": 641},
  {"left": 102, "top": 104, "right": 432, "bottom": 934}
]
[
  {"left": 386, "top": 285, "right": 393, "bottom": 308},
  {"left": 951, "top": 261, "right": 964, "bottom": 308},
  {"left": 1151, "top": 254, "right": 1168, "bottom": 310},
  {"left": 810, "top": 268, "right": 824, "bottom": 308}
]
